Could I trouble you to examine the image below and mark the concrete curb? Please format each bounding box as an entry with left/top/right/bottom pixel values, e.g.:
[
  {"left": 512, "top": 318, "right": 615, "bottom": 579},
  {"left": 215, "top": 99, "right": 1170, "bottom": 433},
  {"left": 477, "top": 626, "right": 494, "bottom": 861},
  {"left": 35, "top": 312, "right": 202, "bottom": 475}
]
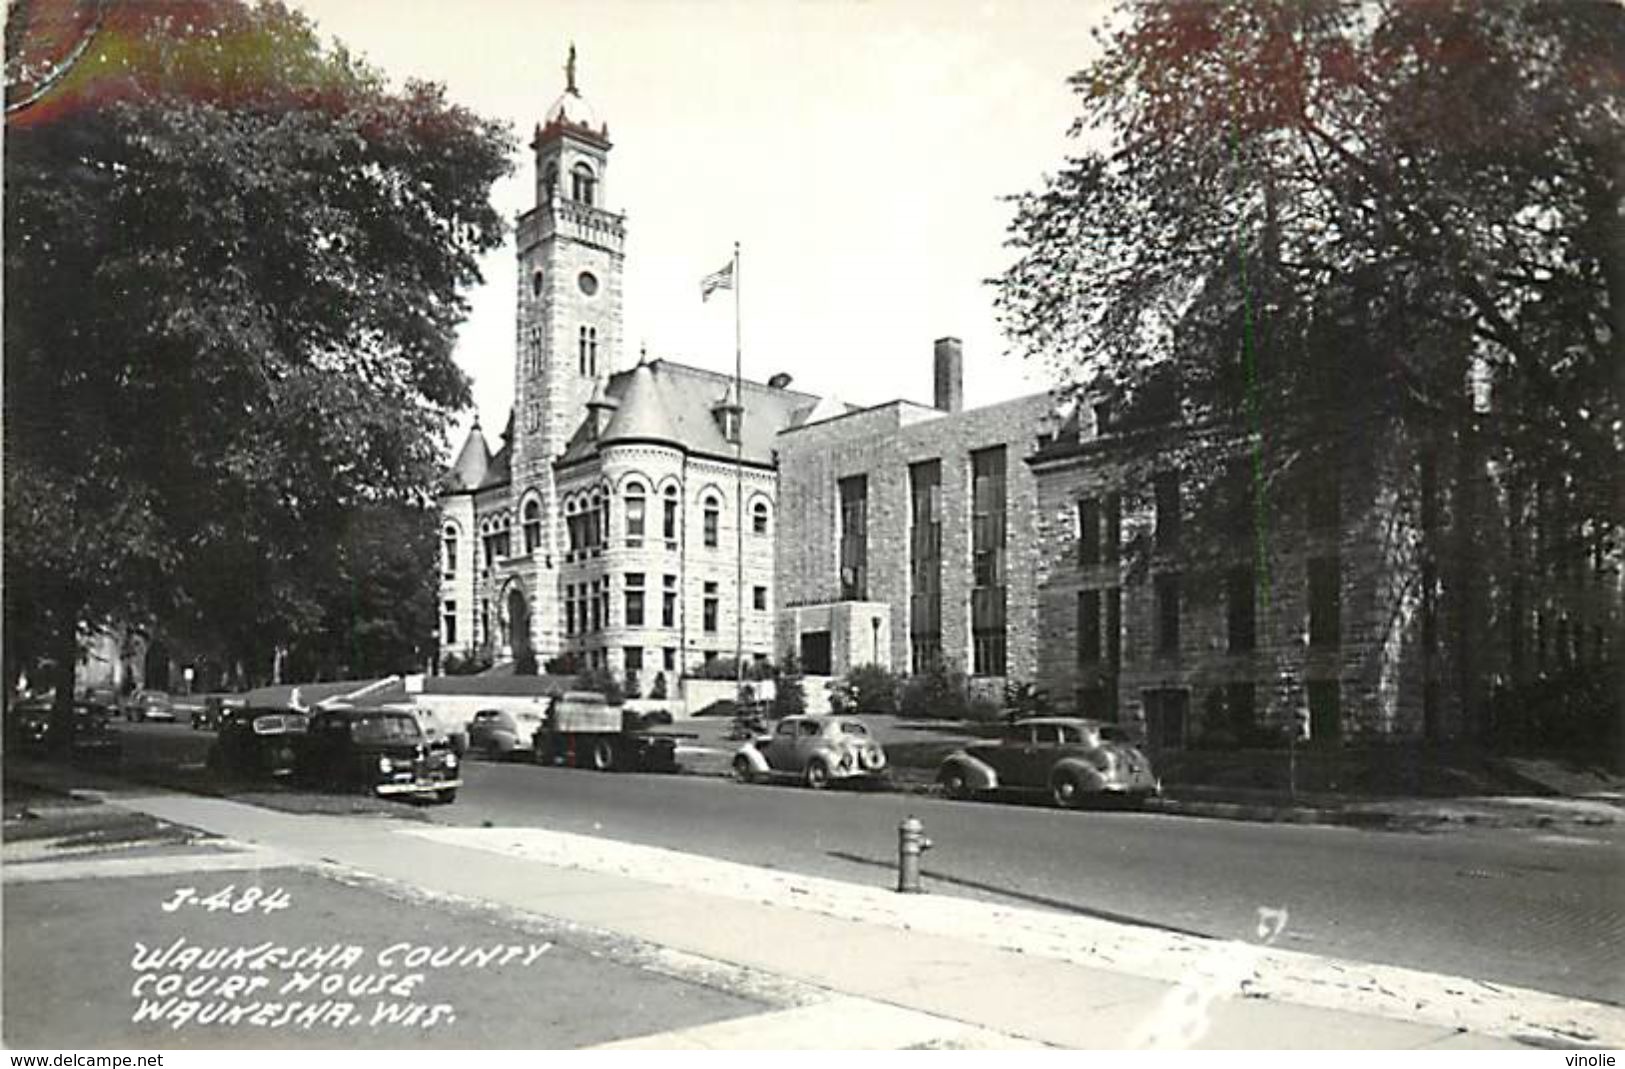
[{"left": 673, "top": 764, "right": 1619, "bottom": 831}]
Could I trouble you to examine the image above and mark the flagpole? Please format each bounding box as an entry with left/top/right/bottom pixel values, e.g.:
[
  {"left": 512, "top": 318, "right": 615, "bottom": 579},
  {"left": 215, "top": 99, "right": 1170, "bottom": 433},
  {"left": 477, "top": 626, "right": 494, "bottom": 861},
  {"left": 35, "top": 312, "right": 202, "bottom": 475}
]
[{"left": 733, "top": 241, "right": 745, "bottom": 701}]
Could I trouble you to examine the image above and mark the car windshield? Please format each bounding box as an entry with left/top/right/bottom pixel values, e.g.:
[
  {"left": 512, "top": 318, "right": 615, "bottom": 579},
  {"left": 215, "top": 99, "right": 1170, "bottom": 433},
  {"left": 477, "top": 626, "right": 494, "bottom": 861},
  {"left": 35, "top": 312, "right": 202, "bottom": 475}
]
[
  {"left": 838, "top": 721, "right": 869, "bottom": 736},
  {"left": 1099, "top": 725, "right": 1134, "bottom": 744},
  {"left": 350, "top": 715, "right": 421, "bottom": 744}
]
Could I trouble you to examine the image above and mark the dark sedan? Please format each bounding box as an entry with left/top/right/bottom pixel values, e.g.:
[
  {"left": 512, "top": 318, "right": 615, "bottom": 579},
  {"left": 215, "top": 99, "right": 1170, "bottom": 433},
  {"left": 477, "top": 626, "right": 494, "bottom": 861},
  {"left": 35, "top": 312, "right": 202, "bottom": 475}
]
[
  {"left": 206, "top": 706, "right": 307, "bottom": 780},
  {"left": 9, "top": 700, "right": 122, "bottom": 761},
  {"left": 296, "top": 708, "right": 461, "bottom": 803},
  {"left": 936, "top": 717, "right": 1160, "bottom": 808}
]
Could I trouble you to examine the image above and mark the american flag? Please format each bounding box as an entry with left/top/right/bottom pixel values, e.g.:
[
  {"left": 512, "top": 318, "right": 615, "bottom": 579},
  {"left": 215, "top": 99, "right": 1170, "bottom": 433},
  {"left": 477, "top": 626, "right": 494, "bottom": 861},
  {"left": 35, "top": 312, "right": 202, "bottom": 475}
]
[{"left": 700, "top": 261, "right": 734, "bottom": 301}]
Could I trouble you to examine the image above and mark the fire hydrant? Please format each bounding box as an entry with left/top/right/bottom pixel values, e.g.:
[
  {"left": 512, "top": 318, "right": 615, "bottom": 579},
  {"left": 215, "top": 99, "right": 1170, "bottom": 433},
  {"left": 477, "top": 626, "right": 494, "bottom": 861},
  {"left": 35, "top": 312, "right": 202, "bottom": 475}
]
[{"left": 897, "top": 815, "right": 932, "bottom": 893}]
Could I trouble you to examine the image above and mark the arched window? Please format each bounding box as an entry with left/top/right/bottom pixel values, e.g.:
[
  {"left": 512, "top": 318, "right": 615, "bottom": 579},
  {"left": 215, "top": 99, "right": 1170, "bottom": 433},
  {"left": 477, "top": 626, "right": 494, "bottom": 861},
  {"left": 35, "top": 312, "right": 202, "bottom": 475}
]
[
  {"left": 703, "top": 495, "right": 720, "bottom": 548},
  {"left": 523, "top": 499, "right": 542, "bottom": 554},
  {"left": 663, "top": 486, "right": 680, "bottom": 544},
  {"left": 442, "top": 526, "right": 458, "bottom": 579},
  {"left": 587, "top": 491, "right": 602, "bottom": 552},
  {"left": 753, "top": 500, "right": 770, "bottom": 536},
  {"left": 625, "top": 481, "right": 646, "bottom": 546},
  {"left": 572, "top": 162, "right": 596, "bottom": 206}
]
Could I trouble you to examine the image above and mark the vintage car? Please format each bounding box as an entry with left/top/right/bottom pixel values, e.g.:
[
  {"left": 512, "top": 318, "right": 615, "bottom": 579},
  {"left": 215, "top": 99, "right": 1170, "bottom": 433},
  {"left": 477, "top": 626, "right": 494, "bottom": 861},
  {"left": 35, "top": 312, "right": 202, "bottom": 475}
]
[
  {"left": 411, "top": 706, "right": 469, "bottom": 758},
  {"left": 296, "top": 707, "right": 461, "bottom": 803},
  {"left": 191, "top": 695, "right": 246, "bottom": 732},
  {"left": 467, "top": 708, "right": 544, "bottom": 758},
  {"left": 9, "top": 699, "right": 121, "bottom": 760},
  {"left": 126, "top": 689, "right": 176, "bottom": 723},
  {"left": 206, "top": 706, "right": 307, "bottom": 779},
  {"left": 936, "top": 717, "right": 1160, "bottom": 808},
  {"left": 732, "top": 714, "right": 887, "bottom": 789}
]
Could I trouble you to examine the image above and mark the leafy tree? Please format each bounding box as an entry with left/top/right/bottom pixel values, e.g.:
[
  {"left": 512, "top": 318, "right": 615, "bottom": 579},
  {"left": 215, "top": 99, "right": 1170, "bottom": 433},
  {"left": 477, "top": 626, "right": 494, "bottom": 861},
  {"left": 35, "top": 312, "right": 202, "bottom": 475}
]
[
  {"left": 4, "top": 0, "right": 513, "bottom": 730},
  {"left": 899, "top": 659, "right": 969, "bottom": 721},
  {"left": 998, "top": 0, "right": 1622, "bottom": 737}
]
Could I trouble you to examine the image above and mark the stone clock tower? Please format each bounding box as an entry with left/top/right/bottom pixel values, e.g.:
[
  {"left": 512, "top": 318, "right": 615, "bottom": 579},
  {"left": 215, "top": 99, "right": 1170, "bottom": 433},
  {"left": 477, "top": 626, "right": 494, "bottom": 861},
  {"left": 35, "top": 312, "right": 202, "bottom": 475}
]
[{"left": 509, "top": 46, "right": 626, "bottom": 659}]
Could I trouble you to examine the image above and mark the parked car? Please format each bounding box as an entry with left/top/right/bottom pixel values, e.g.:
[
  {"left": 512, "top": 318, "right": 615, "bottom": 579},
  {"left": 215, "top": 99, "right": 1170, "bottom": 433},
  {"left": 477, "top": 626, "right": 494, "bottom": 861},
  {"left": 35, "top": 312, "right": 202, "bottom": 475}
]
[
  {"left": 467, "top": 708, "right": 544, "bottom": 758},
  {"left": 732, "top": 714, "right": 887, "bottom": 789},
  {"left": 935, "top": 717, "right": 1160, "bottom": 808},
  {"left": 296, "top": 707, "right": 461, "bottom": 803},
  {"left": 9, "top": 699, "right": 121, "bottom": 761},
  {"left": 126, "top": 689, "right": 175, "bottom": 723},
  {"left": 192, "top": 695, "right": 245, "bottom": 732},
  {"left": 206, "top": 706, "right": 307, "bottom": 780}
]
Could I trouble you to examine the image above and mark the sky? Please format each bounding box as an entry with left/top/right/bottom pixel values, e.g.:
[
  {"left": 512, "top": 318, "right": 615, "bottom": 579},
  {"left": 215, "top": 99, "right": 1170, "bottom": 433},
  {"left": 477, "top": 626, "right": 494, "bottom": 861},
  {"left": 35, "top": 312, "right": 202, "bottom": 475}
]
[{"left": 286, "top": 0, "right": 1114, "bottom": 450}]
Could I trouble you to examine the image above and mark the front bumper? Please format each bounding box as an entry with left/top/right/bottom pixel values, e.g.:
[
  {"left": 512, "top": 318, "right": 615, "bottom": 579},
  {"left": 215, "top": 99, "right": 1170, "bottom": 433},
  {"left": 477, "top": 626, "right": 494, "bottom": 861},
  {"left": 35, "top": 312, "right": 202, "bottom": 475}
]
[{"left": 375, "top": 776, "right": 462, "bottom": 796}]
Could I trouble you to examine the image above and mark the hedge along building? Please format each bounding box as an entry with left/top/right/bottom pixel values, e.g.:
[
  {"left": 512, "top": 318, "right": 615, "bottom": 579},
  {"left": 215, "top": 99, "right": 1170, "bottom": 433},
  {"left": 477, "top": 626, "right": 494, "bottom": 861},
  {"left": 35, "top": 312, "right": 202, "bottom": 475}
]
[
  {"left": 438, "top": 52, "right": 829, "bottom": 694},
  {"left": 774, "top": 338, "right": 1058, "bottom": 687}
]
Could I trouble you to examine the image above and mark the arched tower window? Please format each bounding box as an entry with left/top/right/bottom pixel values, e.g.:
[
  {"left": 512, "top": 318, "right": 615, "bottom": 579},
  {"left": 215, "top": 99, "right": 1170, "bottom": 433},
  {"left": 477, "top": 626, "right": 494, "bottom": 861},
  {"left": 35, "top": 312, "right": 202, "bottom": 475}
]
[
  {"left": 523, "top": 499, "right": 542, "bottom": 554},
  {"left": 572, "top": 162, "right": 596, "bottom": 206},
  {"left": 442, "top": 526, "right": 458, "bottom": 579},
  {"left": 703, "top": 495, "right": 721, "bottom": 548},
  {"left": 663, "top": 486, "right": 680, "bottom": 545},
  {"left": 625, "top": 481, "right": 646, "bottom": 546},
  {"left": 753, "top": 500, "right": 770, "bottom": 536}
]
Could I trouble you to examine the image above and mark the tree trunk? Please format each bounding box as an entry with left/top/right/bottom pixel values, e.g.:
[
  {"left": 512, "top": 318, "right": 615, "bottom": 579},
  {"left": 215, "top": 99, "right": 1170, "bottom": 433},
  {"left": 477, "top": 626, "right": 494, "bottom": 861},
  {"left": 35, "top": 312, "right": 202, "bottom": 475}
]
[{"left": 49, "top": 618, "right": 79, "bottom": 755}]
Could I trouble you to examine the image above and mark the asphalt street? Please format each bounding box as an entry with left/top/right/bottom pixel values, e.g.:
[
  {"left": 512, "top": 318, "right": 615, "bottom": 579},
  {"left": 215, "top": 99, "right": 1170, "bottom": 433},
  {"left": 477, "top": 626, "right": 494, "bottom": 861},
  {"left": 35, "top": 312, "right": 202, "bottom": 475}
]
[{"left": 112, "top": 721, "right": 1625, "bottom": 1006}]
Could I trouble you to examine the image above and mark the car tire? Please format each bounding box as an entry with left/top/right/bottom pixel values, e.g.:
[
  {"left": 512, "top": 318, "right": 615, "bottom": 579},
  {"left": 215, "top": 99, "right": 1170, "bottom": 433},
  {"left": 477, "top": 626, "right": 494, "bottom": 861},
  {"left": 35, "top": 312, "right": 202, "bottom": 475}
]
[
  {"left": 940, "top": 767, "right": 971, "bottom": 801},
  {"left": 435, "top": 789, "right": 457, "bottom": 805},
  {"left": 732, "top": 754, "right": 755, "bottom": 784},
  {"left": 590, "top": 737, "right": 616, "bottom": 772},
  {"left": 804, "top": 759, "right": 831, "bottom": 790},
  {"left": 1051, "top": 772, "right": 1083, "bottom": 809}
]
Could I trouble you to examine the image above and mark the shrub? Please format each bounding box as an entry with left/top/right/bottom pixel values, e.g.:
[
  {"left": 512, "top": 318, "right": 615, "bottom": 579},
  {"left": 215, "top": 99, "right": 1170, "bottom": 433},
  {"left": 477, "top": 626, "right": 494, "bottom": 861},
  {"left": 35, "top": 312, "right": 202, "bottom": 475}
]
[
  {"left": 1002, "top": 680, "right": 1051, "bottom": 723},
  {"left": 833, "top": 664, "right": 900, "bottom": 715},
  {"left": 965, "top": 693, "right": 1005, "bottom": 723},
  {"left": 772, "top": 653, "right": 806, "bottom": 719},
  {"left": 649, "top": 671, "right": 669, "bottom": 700},
  {"left": 441, "top": 650, "right": 493, "bottom": 676},
  {"left": 899, "top": 660, "right": 968, "bottom": 720},
  {"left": 576, "top": 667, "right": 625, "bottom": 706},
  {"left": 544, "top": 653, "right": 580, "bottom": 675},
  {"left": 692, "top": 657, "right": 774, "bottom": 682}
]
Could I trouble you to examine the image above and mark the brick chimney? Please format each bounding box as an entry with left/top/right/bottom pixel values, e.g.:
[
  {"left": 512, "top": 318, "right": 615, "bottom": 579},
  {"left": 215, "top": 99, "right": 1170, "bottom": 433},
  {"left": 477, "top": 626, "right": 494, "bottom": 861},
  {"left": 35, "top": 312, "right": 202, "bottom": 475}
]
[{"left": 933, "top": 337, "right": 963, "bottom": 413}]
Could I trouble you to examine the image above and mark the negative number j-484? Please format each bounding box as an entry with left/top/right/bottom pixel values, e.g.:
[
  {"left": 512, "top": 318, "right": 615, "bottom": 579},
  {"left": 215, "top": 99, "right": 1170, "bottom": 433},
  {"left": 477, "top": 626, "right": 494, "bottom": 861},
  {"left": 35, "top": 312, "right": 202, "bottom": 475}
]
[{"left": 160, "top": 884, "right": 291, "bottom": 915}]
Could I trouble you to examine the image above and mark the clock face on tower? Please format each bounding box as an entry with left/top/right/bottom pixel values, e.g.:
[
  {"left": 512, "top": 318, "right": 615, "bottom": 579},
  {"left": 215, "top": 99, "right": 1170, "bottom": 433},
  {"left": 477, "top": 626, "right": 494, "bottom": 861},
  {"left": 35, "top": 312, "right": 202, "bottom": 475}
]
[{"left": 578, "top": 271, "right": 599, "bottom": 296}]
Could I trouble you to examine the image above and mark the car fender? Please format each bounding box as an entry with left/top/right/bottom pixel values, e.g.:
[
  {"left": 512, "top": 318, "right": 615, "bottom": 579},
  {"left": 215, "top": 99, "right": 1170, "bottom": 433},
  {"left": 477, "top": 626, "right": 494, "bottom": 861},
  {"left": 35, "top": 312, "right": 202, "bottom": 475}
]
[
  {"left": 938, "top": 751, "right": 999, "bottom": 791},
  {"left": 734, "top": 743, "right": 770, "bottom": 776},
  {"left": 1051, "top": 756, "right": 1108, "bottom": 792}
]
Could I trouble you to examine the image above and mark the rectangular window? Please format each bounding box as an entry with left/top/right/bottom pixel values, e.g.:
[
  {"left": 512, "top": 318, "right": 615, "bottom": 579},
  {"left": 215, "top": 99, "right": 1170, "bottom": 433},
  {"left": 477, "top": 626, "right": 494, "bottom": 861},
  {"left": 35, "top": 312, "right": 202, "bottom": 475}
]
[
  {"left": 703, "top": 581, "right": 719, "bottom": 633},
  {"left": 909, "top": 460, "right": 942, "bottom": 673},
  {"left": 753, "top": 585, "right": 768, "bottom": 611},
  {"left": 624, "top": 646, "right": 643, "bottom": 676},
  {"left": 839, "top": 475, "right": 868, "bottom": 600},
  {"left": 1309, "top": 556, "right": 1341, "bottom": 647},
  {"left": 1104, "top": 492, "right": 1121, "bottom": 564},
  {"left": 1078, "top": 497, "right": 1100, "bottom": 566},
  {"left": 626, "top": 496, "right": 645, "bottom": 545},
  {"left": 1077, "top": 589, "right": 1101, "bottom": 666},
  {"left": 1155, "top": 573, "right": 1181, "bottom": 654},
  {"left": 1107, "top": 587, "right": 1122, "bottom": 671},
  {"left": 483, "top": 531, "right": 505, "bottom": 570},
  {"left": 625, "top": 573, "right": 645, "bottom": 628},
  {"left": 1308, "top": 476, "right": 1340, "bottom": 535},
  {"left": 1143, "top": 688, "right": 1189, "bottom": 749},
  {"left": 565, "top": 585, "right": 577, "bottom": 636},
  {"left": 1226, "top": 682, "right": 1256, "bottom": 735},
  {"left": 1227, "top": 566, "right": 1256, "bottom": 652},
  {"left": 663, "top": 574, "right": 677, "bottom": 628},
  {"left": 1154, "top": 472, "right": 1181, "bottom": 550},
  {"left": 589, "top": 580, "right": 602, "bottom": 632},
  {"left": 663, "top": 647, "right": 676, "bottom": 671},
  {"left": 664, "top": 497, "right": 679, "bottom": 543},
  {"left": 1308, "top": 679, "right": 1341, "bottom": 741},
  {"left": 971, "top": 446, "right": 1007, "bottom": 676},
  {"left": 442, "top": 602, "right": 457, "bottom": 647},
  {"left": 442, "top": 536, "right": 456, "bottom": 579},
  {"left": 703, "top": 505, "right": 719, "bottom": 548}
]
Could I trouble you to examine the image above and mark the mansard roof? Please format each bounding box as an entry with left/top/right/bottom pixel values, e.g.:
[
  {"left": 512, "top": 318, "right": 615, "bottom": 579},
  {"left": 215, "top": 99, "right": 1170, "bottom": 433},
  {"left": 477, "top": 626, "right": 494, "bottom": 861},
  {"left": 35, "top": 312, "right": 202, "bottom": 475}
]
[{"left": 559, "top": 358, "right": 822, "bottom": 469}]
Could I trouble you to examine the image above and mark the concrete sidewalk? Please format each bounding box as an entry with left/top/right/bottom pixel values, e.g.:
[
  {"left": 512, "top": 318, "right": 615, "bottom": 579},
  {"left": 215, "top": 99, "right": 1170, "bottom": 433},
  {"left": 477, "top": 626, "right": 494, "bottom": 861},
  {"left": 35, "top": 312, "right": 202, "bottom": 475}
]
[{"left": 100, "top": 789, "right": 1625, "bottom": 1050}]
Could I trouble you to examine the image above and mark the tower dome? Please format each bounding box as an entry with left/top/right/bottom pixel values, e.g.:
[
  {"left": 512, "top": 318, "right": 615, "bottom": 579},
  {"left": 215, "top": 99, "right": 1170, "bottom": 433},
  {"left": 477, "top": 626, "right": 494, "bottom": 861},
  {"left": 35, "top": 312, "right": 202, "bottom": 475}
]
[{"left": 543, "top": 44, "right": 607, "bottom": 138}]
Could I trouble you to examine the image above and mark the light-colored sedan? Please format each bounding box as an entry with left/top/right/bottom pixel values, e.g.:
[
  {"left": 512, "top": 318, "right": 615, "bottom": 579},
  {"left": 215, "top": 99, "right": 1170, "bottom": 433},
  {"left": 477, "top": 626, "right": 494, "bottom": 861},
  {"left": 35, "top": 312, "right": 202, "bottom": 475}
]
[
  {"left": 937, "top": 717, "right": 1160, "bottom": 808},
  {"left": 467, "top": 707, "right": 543, "bottom": 758},
  {"left": 733, "top": 715, "right": 888, "bottom": 789}
]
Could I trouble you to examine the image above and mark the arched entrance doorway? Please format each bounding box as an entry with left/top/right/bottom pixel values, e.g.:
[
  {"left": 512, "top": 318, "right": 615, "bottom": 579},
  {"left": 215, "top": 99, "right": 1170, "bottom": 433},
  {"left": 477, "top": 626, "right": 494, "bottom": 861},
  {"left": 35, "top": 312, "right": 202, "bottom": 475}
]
[{"left": 506, "top": 587, "right": 533, "bottom": 670}]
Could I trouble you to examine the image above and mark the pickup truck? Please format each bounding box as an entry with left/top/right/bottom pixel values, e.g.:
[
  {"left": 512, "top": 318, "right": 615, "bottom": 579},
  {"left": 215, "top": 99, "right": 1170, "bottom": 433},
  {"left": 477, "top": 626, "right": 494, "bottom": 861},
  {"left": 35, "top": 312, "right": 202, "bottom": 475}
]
[{"left": 531, "top": 692, "right": 682, "bottom": 773}]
